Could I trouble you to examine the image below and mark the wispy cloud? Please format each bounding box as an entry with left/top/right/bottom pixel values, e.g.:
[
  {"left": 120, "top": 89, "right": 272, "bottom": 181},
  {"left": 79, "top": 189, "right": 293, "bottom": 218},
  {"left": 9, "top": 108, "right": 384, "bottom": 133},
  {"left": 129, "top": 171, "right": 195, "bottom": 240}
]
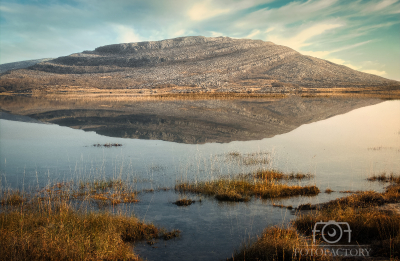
[
  {"left": 324, "top": 58, "right": 360, "bottom": 71},
  {"left": 245, "top": 29, "right": 260, "bottom": 39},
  {"left": 0, "top": 5, "right": 15, "bottom": 12},
  {"left": 330, "top": 40, "right": 373, "bottom": 54},
  {"left": 210, "top": 31, "right": 224, "bottom": 37},
  {"left": 173, "top": 29, "right": 186, "bottom": 37},
  {"left": 362, "top": 69, "right": 387, "bottom": 76},
  {"left": 112, "top": 25, "right": 142, "bottom": 43},
  {"left": 239, "top": 0, "right": 340, "bottom": 28},
  {"left": 364, "top": 0, "right": 398, "bottom": 12},
  {"left": 188, "top": 0, "right": 230, "bottom": 21},
  {"left": 267, "top": 22, "right": 343, "bottom": 50}
]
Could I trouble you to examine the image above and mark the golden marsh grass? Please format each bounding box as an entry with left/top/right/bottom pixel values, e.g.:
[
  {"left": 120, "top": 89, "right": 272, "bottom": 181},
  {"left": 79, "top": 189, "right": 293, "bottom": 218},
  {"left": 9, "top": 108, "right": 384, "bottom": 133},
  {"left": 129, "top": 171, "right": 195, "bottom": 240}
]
[
  {"left": 175, "top": 170, "right": 319, "bottom": 202},
  {"left": 231, "top": 175, "right": 400, "bottom": 260},
  {"left": 0, "top": 179, "right": 180, "bottom": 261},
  {"left": 293, "top": 183, "right": 400, "bottom": 259}
]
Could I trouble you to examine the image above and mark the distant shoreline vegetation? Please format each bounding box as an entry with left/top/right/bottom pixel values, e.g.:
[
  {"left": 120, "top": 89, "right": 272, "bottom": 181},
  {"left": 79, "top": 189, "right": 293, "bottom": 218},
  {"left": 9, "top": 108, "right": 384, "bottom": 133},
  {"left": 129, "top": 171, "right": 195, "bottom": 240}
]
[{"left": 1, "top": 85, "right": 400, "bottom": 100}]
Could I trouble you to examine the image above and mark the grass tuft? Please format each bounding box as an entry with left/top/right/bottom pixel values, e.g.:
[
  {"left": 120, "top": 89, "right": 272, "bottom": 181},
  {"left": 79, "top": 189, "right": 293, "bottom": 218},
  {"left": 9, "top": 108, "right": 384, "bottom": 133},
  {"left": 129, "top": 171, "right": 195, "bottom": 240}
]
[
  {"left": 176, "top": 171, "right": 319, "bottom": 202},
  {"left": 93, "top": 143, "right": 122, "bottom": 147},
  {"left": 162, "top": 229, "right": 181, "bottom": 240},
  {"left": 368, "top": 172, "right": 400, "bottom": 183},
  {"left": 0, "top": 190, "right": 26, "bottom": 206},
  {"left": 173, "top": 198, "right": 196, "bottom": 206},
  {"left": 215, "top": 190, "right": 251, "bottom": 202},
  {"left": 272, "top": 203, "right": 293, "bottom": 210}
]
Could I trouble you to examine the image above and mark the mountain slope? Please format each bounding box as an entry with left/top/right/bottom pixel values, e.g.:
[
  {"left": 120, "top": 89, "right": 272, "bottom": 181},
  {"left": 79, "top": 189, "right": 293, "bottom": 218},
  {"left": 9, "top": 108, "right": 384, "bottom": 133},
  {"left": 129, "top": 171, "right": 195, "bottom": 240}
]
[
  {"left": 0, "top": 36, "right": 398, "bottom": 93},
  {"left": 0, "top": 58, "right": 52, "bottom": 73}
]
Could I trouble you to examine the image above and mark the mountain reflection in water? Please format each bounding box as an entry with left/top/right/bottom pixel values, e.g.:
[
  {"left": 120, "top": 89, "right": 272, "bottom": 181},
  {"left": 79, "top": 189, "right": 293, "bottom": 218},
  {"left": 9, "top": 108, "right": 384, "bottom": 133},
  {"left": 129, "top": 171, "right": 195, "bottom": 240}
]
[{"left": 0, "top": 95, "right": 383, "bottom": 144}]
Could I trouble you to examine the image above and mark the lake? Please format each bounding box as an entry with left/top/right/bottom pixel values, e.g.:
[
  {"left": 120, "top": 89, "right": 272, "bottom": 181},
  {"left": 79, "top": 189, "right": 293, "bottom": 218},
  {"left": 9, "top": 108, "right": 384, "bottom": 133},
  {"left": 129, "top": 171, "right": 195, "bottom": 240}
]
[{"left": 0, "top": 95, "right": 399, "bottom": 261}]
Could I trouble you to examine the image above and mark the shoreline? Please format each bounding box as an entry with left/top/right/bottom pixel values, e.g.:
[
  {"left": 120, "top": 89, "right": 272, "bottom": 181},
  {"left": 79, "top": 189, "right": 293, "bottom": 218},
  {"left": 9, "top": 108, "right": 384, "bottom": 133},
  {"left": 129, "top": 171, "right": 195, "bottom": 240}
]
[{"left": 1, "top": 86, "right": 400, "bottom": 100}]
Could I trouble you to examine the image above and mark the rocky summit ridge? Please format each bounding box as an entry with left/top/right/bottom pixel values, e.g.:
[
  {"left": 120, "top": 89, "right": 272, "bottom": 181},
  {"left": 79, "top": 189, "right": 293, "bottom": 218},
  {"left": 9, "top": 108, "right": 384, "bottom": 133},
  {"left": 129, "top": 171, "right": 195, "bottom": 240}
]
[{"left": 0, "top": 36, "right": 398, "bottom": 93}]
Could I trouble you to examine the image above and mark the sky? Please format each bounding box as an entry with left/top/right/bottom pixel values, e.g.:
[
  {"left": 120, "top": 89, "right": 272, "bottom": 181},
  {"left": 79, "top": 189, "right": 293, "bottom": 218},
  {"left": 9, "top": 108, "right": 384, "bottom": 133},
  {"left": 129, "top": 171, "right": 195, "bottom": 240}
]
[{"left": 0, "top": 0, "right": 399, "bottom": 80}]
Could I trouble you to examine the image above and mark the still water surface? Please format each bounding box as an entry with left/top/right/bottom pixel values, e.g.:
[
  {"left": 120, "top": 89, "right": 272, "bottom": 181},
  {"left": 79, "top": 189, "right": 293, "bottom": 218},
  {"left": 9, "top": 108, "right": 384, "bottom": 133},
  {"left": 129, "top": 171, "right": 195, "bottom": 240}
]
[{"left": 0, "top": 97, "right": 399, "bottom": 260}]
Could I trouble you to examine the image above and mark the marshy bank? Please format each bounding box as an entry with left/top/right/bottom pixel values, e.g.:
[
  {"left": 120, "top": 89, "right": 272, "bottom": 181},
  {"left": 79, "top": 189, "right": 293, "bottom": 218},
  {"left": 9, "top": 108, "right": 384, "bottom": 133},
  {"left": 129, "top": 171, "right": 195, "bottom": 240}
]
[
  {"left": 0, "top": 169, "right": 319, "bottom": 261},
  {"left": 0, "top": 180, "right": 180, "bottom": 261},
  {"left": 1, "top": 173, "right": 400, "bottom": 260},
  {"left": 229, "top": 174, "right": 400, "bottom": 260}
]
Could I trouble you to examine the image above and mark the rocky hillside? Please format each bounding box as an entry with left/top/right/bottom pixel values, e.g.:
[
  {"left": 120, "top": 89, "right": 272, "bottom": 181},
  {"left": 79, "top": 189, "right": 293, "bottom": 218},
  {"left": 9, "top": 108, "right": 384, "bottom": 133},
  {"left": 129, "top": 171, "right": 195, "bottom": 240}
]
[
  {"left": 0, "top": 58, "right": 51, "bottom": 73},
  {"left": 0, "top": 36, "right": 398, "bottom": 93}
]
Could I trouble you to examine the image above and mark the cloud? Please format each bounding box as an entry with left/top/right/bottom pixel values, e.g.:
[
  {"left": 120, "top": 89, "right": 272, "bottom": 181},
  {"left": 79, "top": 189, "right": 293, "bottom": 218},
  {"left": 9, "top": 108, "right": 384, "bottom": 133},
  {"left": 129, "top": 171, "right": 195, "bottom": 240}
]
[
  {"left": 322, "top": 58, "right": 387, "bottom": 76},
  {"left": 267, "top": 22, "right": 343, "bottom": 50},
  {"left": 0, "top": 5, "right": 14, "bottom": 12},
  {"left": 295, "top": 39, "right": 374, "bottom": 71},
  {"left": 112, "top": 25, "right": 142, "bottom": 43},
  {"left": 187, "top": 0, "right": 271, "bottom": 21},
  {"left": 210, "top": 31, "right": 224, "bottom": 37},
  {"left": 301, "top": 50, "right": 332, "bottom": 58},
  {"left": 239, "top": 0, "right": 339, "bottom": 29},
  {"left": 245, "top": 29, "right": 260, "bottom": 38},
  {"left": 325, "top": 58, "right": 360, "bottom": 70},
  {"left": 362, "top": 69, "right": 387, "bottom": 76},
  {"left": 188, "top": 0, "right": 230, "bottom": 21},
  {"left": 330, "top": 40, "right": 373, "bottom": 54},
  {"left": 327, "top": 58, "right": 346, "bottom": 65},
  {"left": 265, "top": 27, "right": 275, "bottom": 33},
  {"left": 173, "top": 29, "right": 186, "bottom": 37},
  {"left": 364, "top": 0, "right": 398, "bottom": 12}
]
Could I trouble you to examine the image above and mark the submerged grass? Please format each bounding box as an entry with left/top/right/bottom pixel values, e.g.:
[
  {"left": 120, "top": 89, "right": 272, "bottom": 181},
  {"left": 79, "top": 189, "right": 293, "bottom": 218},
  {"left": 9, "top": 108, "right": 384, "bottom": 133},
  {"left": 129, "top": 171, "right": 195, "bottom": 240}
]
[
  {"left": 255, "top": 169, "right": 314, "bottom": 181},
  {"left": 0, "top": 179, "right": 179, "bottom": 261},
  {"left": 176, "top": 170, "right": 319, "bottom": 202},
  {"left": 367, "top": 172, "right": 400, "bottom": 183},
  {"left": 28, "top": 179, "right": 140, "bottom": 207},
  {"left": 226, "top": 151, "right": 270, "bottom": 166}
]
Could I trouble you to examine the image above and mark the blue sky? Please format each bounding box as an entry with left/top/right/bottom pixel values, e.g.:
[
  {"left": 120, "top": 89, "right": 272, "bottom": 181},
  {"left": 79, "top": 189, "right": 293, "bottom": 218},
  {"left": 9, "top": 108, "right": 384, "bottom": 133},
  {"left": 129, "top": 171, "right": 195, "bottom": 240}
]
[{"left": 0, "top": 0, "right": 399, "bottom": 80}]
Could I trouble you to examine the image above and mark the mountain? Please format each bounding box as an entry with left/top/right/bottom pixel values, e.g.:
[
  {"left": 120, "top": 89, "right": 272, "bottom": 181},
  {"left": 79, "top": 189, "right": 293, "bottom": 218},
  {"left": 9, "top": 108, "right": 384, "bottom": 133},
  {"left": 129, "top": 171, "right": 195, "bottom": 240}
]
[
  {"left": 0, "top": 36, "right": 398, "bottom": 93},
  {"left": 0, "top": 58, "right": 52, "bottom": 73}
]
